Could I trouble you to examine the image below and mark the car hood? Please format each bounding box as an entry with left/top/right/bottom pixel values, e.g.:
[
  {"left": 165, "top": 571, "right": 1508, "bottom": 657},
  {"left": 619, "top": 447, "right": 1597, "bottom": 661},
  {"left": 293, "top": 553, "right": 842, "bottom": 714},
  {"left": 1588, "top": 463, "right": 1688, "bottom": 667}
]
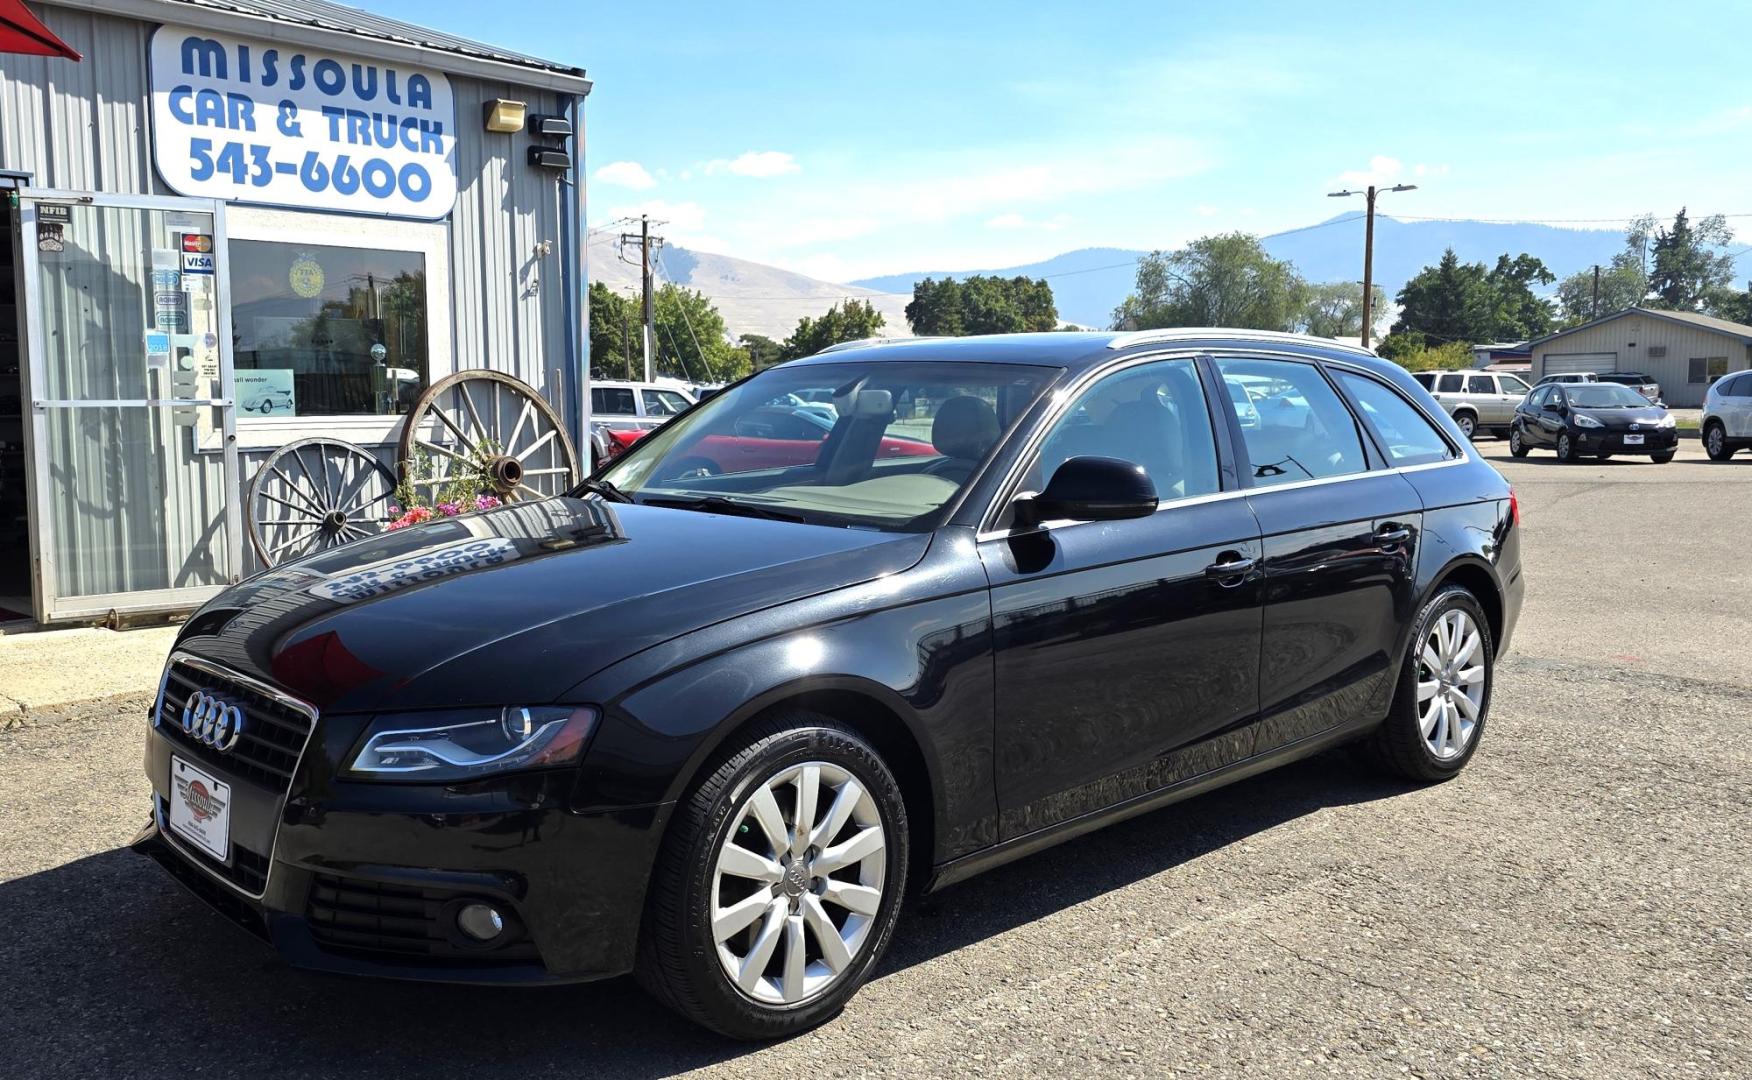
[
  {"left": 1574, "top": 406, "right": 1668, "bottom": 428},
  {"left": 174, "top": 497, "right": 930, "bottom": 714}
]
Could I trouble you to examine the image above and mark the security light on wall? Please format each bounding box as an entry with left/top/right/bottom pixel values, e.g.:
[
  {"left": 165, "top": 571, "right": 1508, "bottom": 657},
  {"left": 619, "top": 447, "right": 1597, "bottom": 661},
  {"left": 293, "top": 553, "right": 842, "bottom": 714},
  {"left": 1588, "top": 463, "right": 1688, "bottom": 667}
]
[
  {"left": 528, "top": 113, "right": 573, "bottom": 139},
  {"left": 483, "top": 99, "right": 527, "bottom": 133}
]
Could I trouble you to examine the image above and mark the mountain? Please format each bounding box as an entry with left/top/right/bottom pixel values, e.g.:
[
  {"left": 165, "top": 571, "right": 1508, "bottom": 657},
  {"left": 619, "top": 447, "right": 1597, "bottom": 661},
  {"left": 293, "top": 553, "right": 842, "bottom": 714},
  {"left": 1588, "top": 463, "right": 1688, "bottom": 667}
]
[
  {"left": 850, "top": 216, "right": 1707, "bottom": 330},
  {"left": 587, "top": 233, "right": 909, "bottom": 342}
]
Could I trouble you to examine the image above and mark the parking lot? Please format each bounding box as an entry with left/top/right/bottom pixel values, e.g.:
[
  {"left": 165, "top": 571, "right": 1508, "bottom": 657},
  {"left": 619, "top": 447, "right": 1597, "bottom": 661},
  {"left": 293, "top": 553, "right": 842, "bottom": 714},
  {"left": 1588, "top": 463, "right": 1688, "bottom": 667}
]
[{"left": 1, "top": 440, "right": 1748, "bottom": 1079}]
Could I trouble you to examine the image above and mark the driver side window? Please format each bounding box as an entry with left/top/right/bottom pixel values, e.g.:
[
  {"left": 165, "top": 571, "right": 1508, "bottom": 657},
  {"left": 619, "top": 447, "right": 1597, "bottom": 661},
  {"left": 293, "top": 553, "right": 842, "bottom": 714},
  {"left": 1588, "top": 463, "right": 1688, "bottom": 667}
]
[{"left": 1026, "top": 358, "right": 1220, "bottom": 504}]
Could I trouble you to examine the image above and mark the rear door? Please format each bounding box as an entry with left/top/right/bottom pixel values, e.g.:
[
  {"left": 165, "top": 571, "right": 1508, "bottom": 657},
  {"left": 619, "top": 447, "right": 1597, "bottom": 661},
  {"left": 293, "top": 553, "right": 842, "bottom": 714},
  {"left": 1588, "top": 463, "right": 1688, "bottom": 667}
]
[
  {"left": 1212, "top": 355, "right": 1424, "bottom": 753},
  {"left": 1725, "top": 374, "right": 1752, "bottom": 436},
  {"left": 1466, "top": 373, "right": 1508, "bottom": 423}
]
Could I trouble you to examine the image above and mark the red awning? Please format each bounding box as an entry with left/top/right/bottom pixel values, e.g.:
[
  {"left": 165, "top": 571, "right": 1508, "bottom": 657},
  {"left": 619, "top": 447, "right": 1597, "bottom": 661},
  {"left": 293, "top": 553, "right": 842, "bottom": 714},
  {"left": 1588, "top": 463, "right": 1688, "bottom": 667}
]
[{"left": 0, "top": 0, "right": 81, "bottom": 60}]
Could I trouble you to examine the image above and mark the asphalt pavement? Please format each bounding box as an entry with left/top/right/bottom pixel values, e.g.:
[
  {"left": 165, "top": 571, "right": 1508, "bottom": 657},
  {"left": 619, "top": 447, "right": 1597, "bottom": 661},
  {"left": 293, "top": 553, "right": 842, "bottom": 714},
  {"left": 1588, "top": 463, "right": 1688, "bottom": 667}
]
[{"left": 1, "top": 440, "right": 1748, "bottom": 1079}]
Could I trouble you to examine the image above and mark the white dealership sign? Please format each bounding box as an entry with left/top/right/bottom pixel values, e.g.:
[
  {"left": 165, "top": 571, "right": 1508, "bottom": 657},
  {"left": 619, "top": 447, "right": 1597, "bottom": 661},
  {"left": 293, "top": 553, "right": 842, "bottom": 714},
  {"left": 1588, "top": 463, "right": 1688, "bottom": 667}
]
[{"left": 149, "top": 26, "right": 457, "bottom": 220}]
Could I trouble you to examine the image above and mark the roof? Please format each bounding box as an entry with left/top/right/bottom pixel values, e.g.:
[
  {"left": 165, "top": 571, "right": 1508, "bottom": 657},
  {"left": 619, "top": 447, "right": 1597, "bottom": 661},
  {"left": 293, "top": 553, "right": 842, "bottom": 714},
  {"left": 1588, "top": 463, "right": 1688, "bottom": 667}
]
[
  {"left": 788, "top": 329, "right": 1394, "bottom": 377},
  {"left": 61, "top": 0, "right": 590, "bottom": 91},
  {"left": 1524, "top": 306, "right": 1752, "bottom": 351}
]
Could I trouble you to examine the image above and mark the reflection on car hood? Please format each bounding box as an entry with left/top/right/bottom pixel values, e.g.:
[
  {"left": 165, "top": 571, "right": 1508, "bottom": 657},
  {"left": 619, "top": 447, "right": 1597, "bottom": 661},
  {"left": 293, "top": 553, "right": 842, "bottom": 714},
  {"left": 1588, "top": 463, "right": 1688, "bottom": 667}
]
[
  {"left": 174, "top": 497, "right": 929, "bottom": 713},
  {"left": 1574, "top": 406, "right": 1667, "bottom": 428}
]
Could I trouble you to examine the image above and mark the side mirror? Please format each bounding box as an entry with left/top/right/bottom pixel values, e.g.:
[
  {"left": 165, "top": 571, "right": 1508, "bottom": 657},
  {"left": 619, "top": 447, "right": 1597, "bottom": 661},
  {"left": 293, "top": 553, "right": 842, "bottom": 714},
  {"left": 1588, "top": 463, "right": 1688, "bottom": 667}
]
[
  {"left": 1015, "top": 456, "right": 1157, "bottom": 527},
  {"left": 1543, "top": 401, "right": 1563, "bottom": 413}
]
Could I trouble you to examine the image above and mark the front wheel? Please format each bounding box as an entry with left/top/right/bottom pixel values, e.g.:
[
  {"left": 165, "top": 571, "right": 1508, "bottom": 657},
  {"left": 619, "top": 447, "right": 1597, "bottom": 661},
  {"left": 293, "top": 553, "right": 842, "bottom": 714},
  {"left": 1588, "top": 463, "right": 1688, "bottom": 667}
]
[
  {"left": 636, "top": 712, "right": 909, "bottom": 1040},
  {"left": 1651, "top": 451, "right": 1674, "bottom": 464},
  {"left": 1508, "top": 426, "right": 1530, "bottom": 458},
  {"left": 1365, "top": 585, "right": 1493, "bottom": 782},
  {"left": 1556, "top": 433, "right": 1577, "bottom": 462}
]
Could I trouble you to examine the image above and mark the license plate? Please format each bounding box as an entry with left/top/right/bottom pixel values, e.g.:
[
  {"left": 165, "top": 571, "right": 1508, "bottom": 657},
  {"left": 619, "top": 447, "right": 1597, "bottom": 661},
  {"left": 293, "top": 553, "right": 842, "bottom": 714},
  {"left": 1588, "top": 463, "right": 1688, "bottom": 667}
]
[
  {"left": 168, "top": 756, "right": 231, "bottom": 862},
  {"left": 1624, "top": 434, "right": 1644, "bottom": 445}
]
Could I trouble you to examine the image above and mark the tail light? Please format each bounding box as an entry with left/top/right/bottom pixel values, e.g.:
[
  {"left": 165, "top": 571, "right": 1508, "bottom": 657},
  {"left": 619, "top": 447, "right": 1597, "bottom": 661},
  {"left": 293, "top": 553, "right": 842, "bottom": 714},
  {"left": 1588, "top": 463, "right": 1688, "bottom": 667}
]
[{"left": 1508, "top": 488, "right": 1521, "bottom": 526}]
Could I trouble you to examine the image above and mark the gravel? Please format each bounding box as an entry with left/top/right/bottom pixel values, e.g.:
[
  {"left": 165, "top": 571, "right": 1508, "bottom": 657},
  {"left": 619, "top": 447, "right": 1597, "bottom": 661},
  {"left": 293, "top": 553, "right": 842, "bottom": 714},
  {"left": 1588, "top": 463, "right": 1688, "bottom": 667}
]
[{"left": 1, "top": 442, "right": 1747, "bottom": 1079}]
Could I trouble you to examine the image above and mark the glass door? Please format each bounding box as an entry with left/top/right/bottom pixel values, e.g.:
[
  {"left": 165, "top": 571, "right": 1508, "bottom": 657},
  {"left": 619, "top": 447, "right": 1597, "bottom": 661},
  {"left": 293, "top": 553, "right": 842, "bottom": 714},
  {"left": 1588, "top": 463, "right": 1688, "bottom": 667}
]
[{"left": 15, "top": 190, "right": 240, "bottom": 623}]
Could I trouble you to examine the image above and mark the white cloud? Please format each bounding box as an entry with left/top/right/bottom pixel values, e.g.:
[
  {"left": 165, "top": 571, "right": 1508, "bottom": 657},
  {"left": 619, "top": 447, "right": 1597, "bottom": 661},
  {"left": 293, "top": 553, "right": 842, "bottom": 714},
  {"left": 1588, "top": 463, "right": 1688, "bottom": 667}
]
[
  {"left": 1195, "top": 205, "right": 1219, "bottom": 218},
  {"left": 1335, "top": 156, "right": 1449, "bottom": 188},
  {"left": 985, "top": 212, "right": 1072, "bottom": 232},
  {"left": 594, "top": 160, "right": 656, "bottom": 190},
  {"left": 598, "top": 199, "right": 727, "bottom": 252},
  {"left": 705, "top": 151, "right": 801, "bottom": 178}
]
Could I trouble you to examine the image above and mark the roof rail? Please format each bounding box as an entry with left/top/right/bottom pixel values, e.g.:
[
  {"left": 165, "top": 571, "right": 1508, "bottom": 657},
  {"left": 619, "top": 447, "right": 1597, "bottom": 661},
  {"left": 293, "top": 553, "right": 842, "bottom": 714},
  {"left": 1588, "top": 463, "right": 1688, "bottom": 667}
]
[
  {"left": 1105, "top": 327, "right": 1377, "bottom": 356},
  {"left": 813, "top": 336, "right": 945, "bottom": 355}
]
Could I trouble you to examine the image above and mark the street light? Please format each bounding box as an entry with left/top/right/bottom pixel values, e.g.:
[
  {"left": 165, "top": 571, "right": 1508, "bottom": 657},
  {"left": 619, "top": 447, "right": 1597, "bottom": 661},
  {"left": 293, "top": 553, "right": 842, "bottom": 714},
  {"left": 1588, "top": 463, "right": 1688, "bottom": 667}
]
[{"left": 1328, "top": 183, "right": 1417, "bottom": 349}]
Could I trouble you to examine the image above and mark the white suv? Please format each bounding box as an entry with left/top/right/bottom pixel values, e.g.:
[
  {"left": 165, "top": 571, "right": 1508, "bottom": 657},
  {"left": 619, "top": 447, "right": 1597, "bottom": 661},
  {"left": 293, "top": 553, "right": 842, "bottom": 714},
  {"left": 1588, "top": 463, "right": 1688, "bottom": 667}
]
[
  {"left": 1702, "top": 370, "right": 1752, "bottom": 460},
  {"left": 1411, "top": 370, "right": 1533, "bottom": 439}
]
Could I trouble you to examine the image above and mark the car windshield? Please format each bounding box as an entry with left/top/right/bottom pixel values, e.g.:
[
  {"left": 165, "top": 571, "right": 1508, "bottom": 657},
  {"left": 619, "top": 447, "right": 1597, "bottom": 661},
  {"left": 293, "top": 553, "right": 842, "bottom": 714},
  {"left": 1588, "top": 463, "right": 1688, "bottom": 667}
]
[
  {"left": 1566, "top": 384, "right": 1650, "bottom": 408},
  {"left": 597, "top": 360, "right": 1057, "bottom": 531}
]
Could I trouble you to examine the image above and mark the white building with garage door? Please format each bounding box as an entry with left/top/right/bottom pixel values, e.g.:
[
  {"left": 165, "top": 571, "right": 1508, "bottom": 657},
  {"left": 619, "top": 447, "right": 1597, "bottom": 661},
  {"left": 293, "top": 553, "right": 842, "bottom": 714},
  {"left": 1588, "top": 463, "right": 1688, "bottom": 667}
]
[{"left": 1525, "top": 307, "right": 1752, "bottom": 408}]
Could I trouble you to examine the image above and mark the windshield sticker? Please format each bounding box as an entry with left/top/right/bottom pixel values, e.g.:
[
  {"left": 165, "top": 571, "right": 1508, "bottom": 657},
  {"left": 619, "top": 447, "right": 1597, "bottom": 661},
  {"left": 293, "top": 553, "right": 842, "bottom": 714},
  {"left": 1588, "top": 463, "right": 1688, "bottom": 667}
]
[{"left": 307, "top": 537, "right": 519, "bottom": 603}]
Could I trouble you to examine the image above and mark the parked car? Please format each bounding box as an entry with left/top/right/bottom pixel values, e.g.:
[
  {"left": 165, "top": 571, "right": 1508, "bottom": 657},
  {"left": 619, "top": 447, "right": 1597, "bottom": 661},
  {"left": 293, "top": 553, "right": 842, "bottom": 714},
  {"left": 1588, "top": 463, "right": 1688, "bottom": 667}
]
[
  {"left": 1533, "top": 371, "right": 1598, "bottom": 387},
  {"left": 1595, "top": 371, "right": 1662, "bottom": 404},
  {"left": 136, "top": 330, "right": 1522, "bottom": 1039},
  {"left": 588, "top": 381, "right": 698, "bottom": 467},
  {"left": 1510, "top": 381, "right": 1677, "bottom": 463},
  {"left": 1701, "top": 369, "right": 1752, "bottom": 460},
  {"left": 1416, "top": 370, "right": 1534, "bottom": 439}
]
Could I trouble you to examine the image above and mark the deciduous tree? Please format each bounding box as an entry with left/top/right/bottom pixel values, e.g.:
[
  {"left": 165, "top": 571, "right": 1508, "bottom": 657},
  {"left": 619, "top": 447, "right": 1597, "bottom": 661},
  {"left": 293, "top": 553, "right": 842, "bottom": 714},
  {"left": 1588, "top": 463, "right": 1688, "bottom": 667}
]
[
  {"left": 1112, "top": 233, "right": 1308, "bottom": 332},
  {"left": 906, "top": 275, "right": 1058, "bottom": 335},
  {"left": 780, "top": 299, "right": 887, "bottom": 360}
]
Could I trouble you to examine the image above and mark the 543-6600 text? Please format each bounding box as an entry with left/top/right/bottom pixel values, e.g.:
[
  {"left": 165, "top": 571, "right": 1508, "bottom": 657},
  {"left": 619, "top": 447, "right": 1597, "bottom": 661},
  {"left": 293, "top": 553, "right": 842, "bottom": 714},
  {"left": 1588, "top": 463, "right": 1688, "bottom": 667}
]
[{"left": 187, "top": 138, "right": 435, "bottom": 203}]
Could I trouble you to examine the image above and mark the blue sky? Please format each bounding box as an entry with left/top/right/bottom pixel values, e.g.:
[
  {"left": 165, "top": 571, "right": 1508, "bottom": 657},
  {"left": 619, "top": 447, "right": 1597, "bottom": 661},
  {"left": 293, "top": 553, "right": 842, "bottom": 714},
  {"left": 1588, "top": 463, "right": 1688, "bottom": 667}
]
[{"left": 370, "top": 0, "right": 1752, "bottom": 282}]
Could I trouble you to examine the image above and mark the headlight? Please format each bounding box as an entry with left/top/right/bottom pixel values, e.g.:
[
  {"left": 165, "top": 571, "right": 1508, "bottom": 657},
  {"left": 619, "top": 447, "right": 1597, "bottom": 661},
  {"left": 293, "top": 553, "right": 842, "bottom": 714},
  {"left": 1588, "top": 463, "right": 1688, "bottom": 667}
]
[
  {"left": 1655, "top": 414, "right": 1676, "bottom": 428},
  {"left": 1572, "top": 414, "right": 1603, "bottom": 429},
  {"left": 346, "top": 706, "right": 598, "bottom": 780}
]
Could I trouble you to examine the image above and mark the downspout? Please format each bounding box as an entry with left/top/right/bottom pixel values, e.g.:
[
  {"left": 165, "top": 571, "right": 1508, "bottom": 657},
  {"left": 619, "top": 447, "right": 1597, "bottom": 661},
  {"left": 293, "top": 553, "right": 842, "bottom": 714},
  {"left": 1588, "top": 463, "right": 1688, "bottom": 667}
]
[{"left": 570, "top": 89, "right": 590, "bottom": 455}]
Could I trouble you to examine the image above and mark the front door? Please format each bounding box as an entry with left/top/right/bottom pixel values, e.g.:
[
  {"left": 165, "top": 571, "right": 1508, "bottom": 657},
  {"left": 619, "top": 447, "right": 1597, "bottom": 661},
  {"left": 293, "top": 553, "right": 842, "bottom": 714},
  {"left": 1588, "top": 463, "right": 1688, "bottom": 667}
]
[
  {"left": 982, "top": 356, "right": 1264, "bottom": 840},
  {"left": 15, "top": 191, "right": 240, "bottom": 623}
]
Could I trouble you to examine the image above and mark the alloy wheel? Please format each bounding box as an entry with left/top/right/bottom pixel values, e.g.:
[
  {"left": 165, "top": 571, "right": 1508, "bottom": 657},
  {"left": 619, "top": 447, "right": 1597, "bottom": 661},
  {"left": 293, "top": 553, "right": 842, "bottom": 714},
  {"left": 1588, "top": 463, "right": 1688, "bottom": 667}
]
[
  {"left": 1509, "top": 428, "right": 1522, "bottom": 454},
  {"left": 1456, "top": 413, "right": 1476, "bottom": 438},
  {"left": 1707, "top": 425, "right": 1725, "bottom": 458},
  {"left": 1558, "top": 434, "right": 1572, "bottom": 461},
  {"left": 712, "top": 762, "right": 886, "bottom": 1007},
  {"left": 1416, "top": 609, "right": 1485, "bottom": 760}
]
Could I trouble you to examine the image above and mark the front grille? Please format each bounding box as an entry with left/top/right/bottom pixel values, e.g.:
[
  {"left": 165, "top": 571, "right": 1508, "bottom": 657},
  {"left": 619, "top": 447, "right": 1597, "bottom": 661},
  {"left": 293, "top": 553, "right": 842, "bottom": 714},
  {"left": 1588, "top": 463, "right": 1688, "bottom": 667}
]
[
  {"left": 306, "top": 873, "right": 538, "bottom": 963},
  {"left": 155, "top": 660, "right": 315, "bottom": 792},
  {"left": 156, "top": 796, "right": 272, "bottom": 894}
]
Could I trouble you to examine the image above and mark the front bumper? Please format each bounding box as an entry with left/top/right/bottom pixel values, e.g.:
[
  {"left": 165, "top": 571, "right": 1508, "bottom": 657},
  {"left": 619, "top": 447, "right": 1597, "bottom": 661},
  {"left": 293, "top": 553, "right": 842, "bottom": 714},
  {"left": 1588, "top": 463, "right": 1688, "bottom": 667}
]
[
  {"left": 139, "top": 710, "right": 668, "bottom": 985},
  {"left": 1571, "top": 427, "right": 1679, "bottom": 454}
]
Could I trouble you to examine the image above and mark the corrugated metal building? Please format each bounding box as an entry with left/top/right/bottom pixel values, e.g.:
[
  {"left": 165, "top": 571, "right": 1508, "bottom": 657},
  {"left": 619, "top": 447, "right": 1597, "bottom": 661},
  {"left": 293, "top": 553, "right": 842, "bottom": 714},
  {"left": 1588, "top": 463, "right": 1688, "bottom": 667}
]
[
  {"left": 0, "top": 0, "right": 591, "bottom": 623},
  {"left": 1526, "top": 307, "right": 1752, "bottom": 408}
]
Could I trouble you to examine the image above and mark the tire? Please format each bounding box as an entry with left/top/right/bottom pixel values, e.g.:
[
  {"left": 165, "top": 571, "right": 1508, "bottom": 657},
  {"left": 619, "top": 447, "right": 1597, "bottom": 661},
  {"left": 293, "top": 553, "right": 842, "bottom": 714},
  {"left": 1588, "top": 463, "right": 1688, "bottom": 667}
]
[
  {"left": 1556, "top": 432, "right": 1576, "bottom": 462},
  {"left": 1508, "top": 426, "right": 1530, "bottom": 458},
  {"left": 1651, "top": 451, "right": 1674, "bottom": 464},
  {"left": 1596, "top": 453, "right": 1613, "bottom": 462},
  {"left": 636, "top": 711, "right": 910, "bottom": 1040},
  {"left": 1453, "top": 411, "right": 1477, "bottom": 439},
  {"left": 1365, "top": 584, "right": 1493, "bottom": 782},
  {"left": 1704, "top": 421, "right": 1733, "bottom": 461}
]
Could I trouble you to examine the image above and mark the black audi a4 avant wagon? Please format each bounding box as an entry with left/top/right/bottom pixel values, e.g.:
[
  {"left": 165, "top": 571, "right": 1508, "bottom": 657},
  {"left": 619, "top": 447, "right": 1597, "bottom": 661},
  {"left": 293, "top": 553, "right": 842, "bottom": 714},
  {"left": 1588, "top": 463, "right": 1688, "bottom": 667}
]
[{"left": 136, "top": 330, "right": 1524, "bottom": 1039}]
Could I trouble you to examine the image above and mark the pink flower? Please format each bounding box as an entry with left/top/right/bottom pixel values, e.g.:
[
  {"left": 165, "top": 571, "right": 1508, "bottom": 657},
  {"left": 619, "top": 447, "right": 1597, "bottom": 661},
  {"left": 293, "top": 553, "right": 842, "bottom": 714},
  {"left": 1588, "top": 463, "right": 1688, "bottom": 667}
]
[
  {"left": 474, "top": 494, "right": 502, "bottom": 511},
  {"left": 436, "top": 501, "right": 462, "bottom": 517}
]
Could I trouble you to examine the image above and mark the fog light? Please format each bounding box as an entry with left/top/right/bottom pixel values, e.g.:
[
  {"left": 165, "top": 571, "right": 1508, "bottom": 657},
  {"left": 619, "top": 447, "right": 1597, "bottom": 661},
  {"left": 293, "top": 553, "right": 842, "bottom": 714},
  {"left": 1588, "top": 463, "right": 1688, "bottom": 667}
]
[{"left": 456, "top": 902, "right": 506, "bottom": 942}]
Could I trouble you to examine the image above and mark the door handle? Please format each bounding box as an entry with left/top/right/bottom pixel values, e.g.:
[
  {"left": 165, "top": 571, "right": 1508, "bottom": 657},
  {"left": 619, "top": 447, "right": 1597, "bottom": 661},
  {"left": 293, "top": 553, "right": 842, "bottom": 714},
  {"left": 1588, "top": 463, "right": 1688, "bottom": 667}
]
[
  {"left": 1204, "top": 552, "right": 1256, "bottom": 584},
  {"left": 1375, "top": 523, "right": 1412, "bottom": 547}
]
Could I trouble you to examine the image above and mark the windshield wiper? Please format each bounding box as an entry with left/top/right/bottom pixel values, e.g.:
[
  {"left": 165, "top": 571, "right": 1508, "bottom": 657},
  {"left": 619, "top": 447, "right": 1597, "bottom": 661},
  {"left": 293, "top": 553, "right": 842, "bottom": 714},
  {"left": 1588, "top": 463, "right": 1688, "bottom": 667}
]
[
  {"left": 570, "top": 478, "right": 634, "bottom": 503},
  {"left": 642, "top": 494, "right": 811, "bottom": 523}
]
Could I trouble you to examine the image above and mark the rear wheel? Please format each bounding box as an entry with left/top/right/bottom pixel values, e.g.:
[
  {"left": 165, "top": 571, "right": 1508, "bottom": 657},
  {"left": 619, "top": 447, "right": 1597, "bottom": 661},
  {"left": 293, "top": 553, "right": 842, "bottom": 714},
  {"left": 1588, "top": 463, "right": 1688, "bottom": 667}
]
[
  {"left": 1556, "top": 433, "right": 1576, "bottom": 462},
  {"left": 1366, "top": 585, "right": 1492, "bottom": 782},
  {"left": 1704, "top": 421, "right": 1734, "bottom": 461},
  {"left": 1508, "top": 426, "right": 1530, "bottom": 458},
  {"left": 1453, "top": 411, "right": 1477, "bottom": 439},
  {"left": 636, "top": 712, "right": 909, "bottom": 1040}
]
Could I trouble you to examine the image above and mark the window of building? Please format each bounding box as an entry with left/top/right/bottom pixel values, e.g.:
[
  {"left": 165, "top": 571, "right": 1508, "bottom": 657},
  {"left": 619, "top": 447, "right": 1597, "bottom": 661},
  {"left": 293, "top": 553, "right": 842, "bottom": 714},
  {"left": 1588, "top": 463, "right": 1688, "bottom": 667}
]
[
  {"left": 1028, "top": 358, "right": 1219, "bottom": 504},
  {"left": 1436, "top": 373, "right": 1464, "bottom": 392},
  {"left": 592, "top": 387, "right": 637, "bottom": 415},
  {"left": 230, "top": 240, "right": 427, "bottom": 417},
  {"left": 1333, "top": 371, "right": 1454, "bottom": 467},
  {"left": 1216, "top": 358, "right": 1367, "bottom": 488},
  {"left": 1690, "top": 356, "right": 1730, "bottom": 383}
]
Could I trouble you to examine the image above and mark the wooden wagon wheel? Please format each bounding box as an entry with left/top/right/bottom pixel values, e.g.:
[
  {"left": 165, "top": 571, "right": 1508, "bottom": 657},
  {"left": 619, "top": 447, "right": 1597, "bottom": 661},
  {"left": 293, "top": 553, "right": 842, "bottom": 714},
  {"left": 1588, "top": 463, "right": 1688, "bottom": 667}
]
[
  {"left": 247, "top": 438, "right": 399, "bottom": 566},
  {"left": 396, "top": 371, "right": 580, "bottom": 503}
]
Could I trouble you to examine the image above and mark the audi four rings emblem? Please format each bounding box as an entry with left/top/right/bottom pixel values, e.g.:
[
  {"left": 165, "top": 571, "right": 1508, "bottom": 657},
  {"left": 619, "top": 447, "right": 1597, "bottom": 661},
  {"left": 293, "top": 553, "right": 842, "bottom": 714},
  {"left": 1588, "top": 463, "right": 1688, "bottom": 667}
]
[{"left": 181, "top": 690, "right": 245, "bottom": 752}]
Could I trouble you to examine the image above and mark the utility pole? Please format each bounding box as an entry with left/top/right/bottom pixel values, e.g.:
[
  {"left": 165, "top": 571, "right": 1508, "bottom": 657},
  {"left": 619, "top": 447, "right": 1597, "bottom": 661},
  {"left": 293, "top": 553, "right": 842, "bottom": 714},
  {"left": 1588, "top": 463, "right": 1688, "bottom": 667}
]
[
  {"left": 618, "top": 215, "right": 664, "bottom": 382},
  {"left": 1328, "top": 182, "right": 1418, "bottom": 349},
  {"left": 1591, "top": 265, "right": 1601, "bottom": 319}
]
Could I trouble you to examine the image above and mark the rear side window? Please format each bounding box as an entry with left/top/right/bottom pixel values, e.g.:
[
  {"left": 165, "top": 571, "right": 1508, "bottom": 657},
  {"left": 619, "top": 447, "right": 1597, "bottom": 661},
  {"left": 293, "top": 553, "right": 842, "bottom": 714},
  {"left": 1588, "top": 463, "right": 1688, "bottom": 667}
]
[
  {"left": 592, "top": 387, "right": 637, "bottom": 415},
  {"left": 1728, "top": 374, "right": 1752, "bottom": 397},
  {"left": 1411, "top": 372, "right": 1435, "bottom": 390},
  {"left": 1216, "top": 358, "right": 1367, "bottom": 488},
  {"left": 1436, "top": 374, "right": 1464, "bottom": 393},
  {"left": 1334, "top": 372, "right": 1455, "bottom": 467},
  {"left": 1467, "top": 375, "right": 1494, "bottom": 394}
]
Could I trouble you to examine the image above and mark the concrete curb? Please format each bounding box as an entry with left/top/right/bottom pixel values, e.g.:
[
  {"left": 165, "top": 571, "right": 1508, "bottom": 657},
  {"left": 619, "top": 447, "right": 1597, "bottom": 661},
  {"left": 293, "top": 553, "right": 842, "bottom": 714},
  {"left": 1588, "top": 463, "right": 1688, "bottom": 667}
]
[{"left": 0, "top": 689, "right": 157, "bottom": 734}]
